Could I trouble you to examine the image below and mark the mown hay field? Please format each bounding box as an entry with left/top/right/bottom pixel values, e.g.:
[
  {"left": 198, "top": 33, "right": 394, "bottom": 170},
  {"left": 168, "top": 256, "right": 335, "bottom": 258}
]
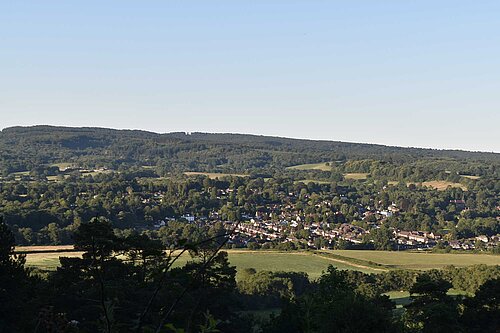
[
  {"left": 344, "top": 173, "right": 369, "bottom": 180},
  {"left": 419, "top": 180, "right": 467, "bottom": 191}
]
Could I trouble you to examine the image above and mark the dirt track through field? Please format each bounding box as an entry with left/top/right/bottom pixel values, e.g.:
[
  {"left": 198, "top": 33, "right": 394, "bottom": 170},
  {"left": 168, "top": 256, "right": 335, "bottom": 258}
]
[
  {"left": 228, "top": 250, "right": 388, "bottom": 272},
  {"left": 312, "top": 253, "right": 389, "bottom": 272}
]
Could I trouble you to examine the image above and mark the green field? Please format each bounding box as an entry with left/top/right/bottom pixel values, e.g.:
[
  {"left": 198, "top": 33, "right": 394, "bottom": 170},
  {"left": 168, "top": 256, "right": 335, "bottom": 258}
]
[
  {"left": 25, "top": 251, "right": 83, "bottom": 270},
  {"left": 6, "top": 165, "right": 116, "bottom": 181},
  {"left": 23, "top": 248, "right": 500, "bottom": 278},
  {"left": 460, "top": 175, "right": 480, "bottom": 180},
  {"left": 294, "top": 179, "right": 332, "bottom": 185},
  {"left": 285, "top": 163, "right": 369, "bottom": 181},
  {"left": 385, "top": 288, "right": 469, "bottom": 308},
  {"left": 344, "top": 173, "right": 369, "bottom": 180},
  {"left": 9, "top": 170, "right": 30, "bottom": 181},
  {"left": 80, "top": 169, "right": 114, "bottom": 177},
  {"left": 419, "top": 180, "right": 467, "bottom": 191},
  {"left": 293, "top": 174, "right": 368, "bottom": 184},
  {"left": 46, "top": 175, "right": 72, "bottom": 182},
  {"left": 329, "top": 250, "right": 500, "bottom": 270},
  {"left": 50, "top": 162, "right": 76, "bottom": 171},
  {"left": 387, "top": 181, "right": 468, "bottom": 191},
  {"left": 185, "top": 251, "right": 381, "bottom": 278},
  {"left": 184, "top": 172, "right": 248, "bottom": 179},
  {"left": 24, "top": 249, "right": 381, "bottom": 278},
  {"left": 286, "top": 162, "right": 333, "bottom": 171},
  {"left": 11, "top": 171, "right": 30, "bottom": 176}
]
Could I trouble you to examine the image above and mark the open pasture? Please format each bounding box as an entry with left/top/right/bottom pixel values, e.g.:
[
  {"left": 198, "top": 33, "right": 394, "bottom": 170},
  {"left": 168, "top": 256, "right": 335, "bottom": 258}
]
[
  {"left": 184, "top": 172, "right": 248, "bottom": 179},
  {"left": 46, "top": 175, "right": 71, "bottom": 182},
  {"left": 16, "top": 245, "right": 75, "bottom": 253},
  {"left": 11, "top": 171, "right": 30, "bottom": 176},
  {"left": 388, "top": 180, "right": 467, "bottom": 191},
  {"left": 80, "top": 169, "right": 114, "bottom": 177},
  {"left": 329, "top": 250, "right": 500, "bottom": 270},
  {"left": 344, "top": 173, "right": 369, "bottom": 180},
  {"left": 294, "top": 179, "right": 331, "bottom": 185},
  {"left": 460, "top": 175, "right": 480, "bottom": 180},
  {"left": 25, "top": 251, "right": 83, "bottom": 270},
  {"left": 9, "top": 171, "right": 30, "bottom": 181},
  {"left": 50, "top": 163, "right": 76, "bottom": 171},
  {"left": 201, "top": 251, "right": 380, "bottom": 278},
  {"left": 21, "top": 248, "right": 500, "bottom": 277},
  {"left": 286, "top": 162, "right": 333, "bottom": 171},
  {"left": 22, "top": 248, "right": 381, "bottom": 278},
  {"left": 172, "top": 250, "right": 381, "bottom": 279},
  {"left": 419, "top": 181, "right": 467, "bottom": 191},
  {"left": 384, "top": 289, "right": 468, "bottom": 308}
]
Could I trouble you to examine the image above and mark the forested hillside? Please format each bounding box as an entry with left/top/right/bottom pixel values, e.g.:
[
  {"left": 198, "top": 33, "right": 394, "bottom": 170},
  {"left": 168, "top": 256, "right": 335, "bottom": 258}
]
[{"left": 1, "top": 126, "right": 499, "bottom": 176}]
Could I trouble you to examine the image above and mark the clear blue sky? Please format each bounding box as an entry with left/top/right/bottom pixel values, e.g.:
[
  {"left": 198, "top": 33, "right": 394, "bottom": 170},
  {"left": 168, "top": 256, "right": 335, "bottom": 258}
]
[{"left": 1, "top": 1, "right": 499, "bottom": 152}]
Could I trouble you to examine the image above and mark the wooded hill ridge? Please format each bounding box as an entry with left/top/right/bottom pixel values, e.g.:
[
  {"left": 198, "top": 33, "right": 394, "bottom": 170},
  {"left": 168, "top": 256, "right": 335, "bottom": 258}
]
[{"left": 1, "top": 125, "right": 499, "bottom": 176}]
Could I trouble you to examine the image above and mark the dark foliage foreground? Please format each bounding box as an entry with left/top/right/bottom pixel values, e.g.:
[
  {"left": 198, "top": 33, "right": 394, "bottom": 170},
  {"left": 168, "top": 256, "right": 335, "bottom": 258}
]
[{"left": 1, "top": 218, "right": 499, "bottom": 333}]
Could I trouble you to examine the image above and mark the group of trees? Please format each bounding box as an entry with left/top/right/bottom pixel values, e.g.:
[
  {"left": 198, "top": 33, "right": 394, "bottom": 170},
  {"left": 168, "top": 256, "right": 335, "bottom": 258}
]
[
  {"left": 1, "top": 217, "right": 241, "bottom": 332},
  {"left": 2, "top": 217, "right": 500, "bottom": 332},
  {"left": 264, "top": 266, "right": 500, "bottom": 332}
]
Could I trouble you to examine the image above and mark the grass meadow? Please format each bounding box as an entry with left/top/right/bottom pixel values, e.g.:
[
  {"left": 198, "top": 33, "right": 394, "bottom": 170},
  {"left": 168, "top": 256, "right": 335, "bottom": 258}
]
[
  {"left": 329, "top": 250, "right": 500, "bottom": 270},
  {"left": 21, "top": 247, "right": 500, "bottom": 279},
  {"left": 294, "top": 179, "right": 332, "bottom": 184},
  {"left": 24, "top": 249, "right": 375, "bottom": 279},
  {"left": 286, "top": 162, "right": 333, "bottom": 171},
  {"left": 344, "top": 173, "right": 369, "bottom": 180},
  {"left": 419, "top": 180, "right": 467, "bottom": 191},
  {"left": 184, "top": 172, "right": 248, "bottom": 179}
]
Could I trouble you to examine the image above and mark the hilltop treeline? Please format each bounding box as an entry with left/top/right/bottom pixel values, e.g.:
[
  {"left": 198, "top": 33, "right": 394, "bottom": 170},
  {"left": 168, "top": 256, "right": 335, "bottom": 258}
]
[
  {"left": 1, "top": 126, "right": 499, "bottom": 176},
  {"left": 1, "top": 218, "right": 499, "bottom": 333}
]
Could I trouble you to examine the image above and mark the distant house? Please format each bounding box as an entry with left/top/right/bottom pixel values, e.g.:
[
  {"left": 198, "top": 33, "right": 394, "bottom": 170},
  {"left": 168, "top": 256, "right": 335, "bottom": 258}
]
[
  {"left": 380, "top": 210, "right": 393, "bottom": 218},
  {"left": 181, "top": 214, "right": 195, "bottom": 222},
  {"left": 449, "top": 240, "right": 474, "bottom": 250},
  {"left": 388, "top": 204, "right": 400, "bottom": 213},
  {"left": 153, "top": 220, "right": 166, "bottom": 229},
  {"left": 450, "top": 199, "right": 466, "bottom": 210},
  {"left": 396, "top": 230, "right": 431, "bottom": 244},
  {"left": 476, "top": 235, "right": 489, "bottom": 243}
]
